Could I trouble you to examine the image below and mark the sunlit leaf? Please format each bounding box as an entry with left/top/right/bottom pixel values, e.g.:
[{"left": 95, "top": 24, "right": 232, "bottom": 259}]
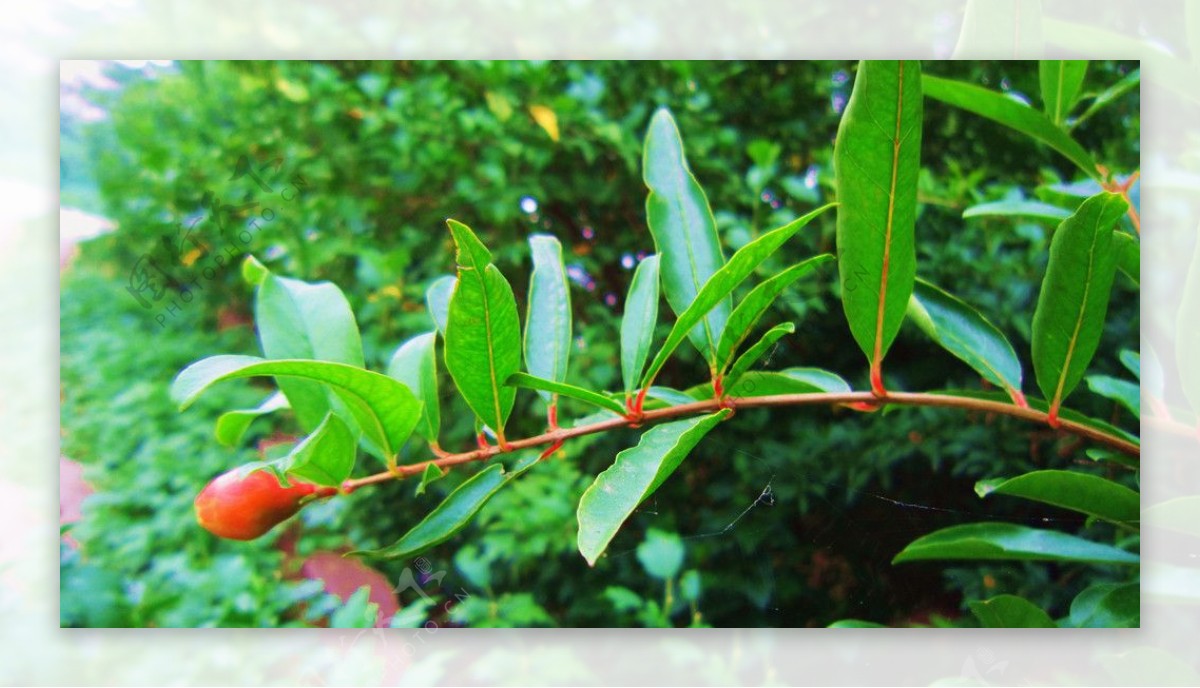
[
  {"left": 506, "top": 372, "right": 627, "bottom": 416},
  {"left": 962, "top": 199, "right": 1072, "bottom": 222},
  {"left": 1086, "top": 374, "right": 1140, "bottom": 419},
  {"left": 893, "top": 522, "right": 1138, "bottom": 565},
  {"left": 278, "top": 412, "right": 356, "bottom": 487},
  {"left": 215, "top": 391, "right": 289, "bottom": 447},
  {"left": 387, "top": 332, "right": 440, "bottom": 444},
  {"left": 621, "top": 254, "right": 660, "bottom": 396},
  {"left": 426, "top": 275, "right": 457, "bottom": 336},
  {"left": 1039, "top": 60, "right": 1088, "bottom": 126},
  {"left": 524, "top": 234, "right": 572, "bottom": 404}
]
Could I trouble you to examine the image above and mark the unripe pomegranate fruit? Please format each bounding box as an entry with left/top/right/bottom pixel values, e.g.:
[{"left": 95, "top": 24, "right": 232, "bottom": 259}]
[{"left": 195, "top": 468, "right": 322, "bottom": 540}]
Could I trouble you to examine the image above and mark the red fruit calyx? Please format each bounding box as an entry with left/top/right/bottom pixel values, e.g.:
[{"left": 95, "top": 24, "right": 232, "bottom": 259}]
[{"left": 195, "top": 468, "right": 321, "bottom": 540}]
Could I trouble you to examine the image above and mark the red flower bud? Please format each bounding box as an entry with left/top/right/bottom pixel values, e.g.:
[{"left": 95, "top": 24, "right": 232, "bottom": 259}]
[{"left": 195, "top": 468, "right": 318, "bottom": 540}]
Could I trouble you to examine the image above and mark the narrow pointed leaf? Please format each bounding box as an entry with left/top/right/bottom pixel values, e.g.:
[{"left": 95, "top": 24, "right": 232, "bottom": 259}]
[
  {"left": 922, "top": 73, "right": 1100, "bottom": 179},
  {"left": 919, "top": 388, "right": 1138, "bottom": 446},
  {"left": 506, "top": 372, "right": 627, "bottom": 416},
  {"left": 172, "top": 355, "right": 420, "bottom": 459},
  {"left": 1119, "top": 349, "right": 1139, "bottom": 379},
  {"left": 1072, "top": 68, "right": 1140, "bottom": 130},
  {"left": 215, "top": 391, "right": 289, "bottom": 447},
  {"left": 644, "top": 387, "right": 699, "bottom": 407},
  {"left": 357, "top": 455, "right": 538, "bottom": 560},
  {"left": 524, "top": 234, "right": 572, "bottom": 403},
  {"left": 641, "top": 208, "right": 833, "bottom": 389},
  {"left": 908, "top": 278, "right": 1024, "bottom": 404},
  {"left": 279, "top": 413, "right": 356, "bottom": 487},
  {"left": 1065, "top": 583, "right": 1139, "bottom": 628},
  {"left": 969, "top": 595, "right": 1056, "bottom": 628},
  {"left": 415, "top": 463, "right": 446, "bottom": 497},
  {"left": 715, "top": 255, "right": 833, "bottom": 373},
  {"left": 962, "top": 199, "right": 1072, "bottom": 222},
  {"left": 1086, "top": 374, "right": 1140, "bottom": 419},
  {"left": 643, "top": 108, "right": 729, "bottom": 360},
  {"left": 577, "top": 410, "right": 730, "bottom": 566},
  {"left": 387, "top": 332, "right": 440, "bottom": 443},
  {"left": 975, "top": 469, "right": 1139, "bottom": 528},
  {"left": 724, "top": 323, "right": 795, "bottom": 390},
  {"left": 426, "top": 275, "right": 457, "bottom": 336},
  {"left": 835, "top": 60, "right": 922, "bottom": 392},
  {"left": 780, "top": 367, "right": 852, "bottom": 393},
  {"left": 621, "top": 254, "right": 661, "bottom": 395},
  {"left": 1040, "top": 60, "right": 1089, "bottom": 125},
  {"left": 1113, "top": 230, "right": 1139, "bottom": 286},
  {"left": 444, "top": 220, "right": 521, "bottom": 440},
  {"left": 892, "top": 522, "right": 1138, "bottom": 565},
  {"left": 1032, "top": 192, "right": 1128, "bottom": 419},
  {"left": 693, "top": 370, "right": 825, "bottom": 401}
]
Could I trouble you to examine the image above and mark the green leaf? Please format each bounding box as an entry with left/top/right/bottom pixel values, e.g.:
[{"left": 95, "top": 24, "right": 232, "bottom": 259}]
[
  {"left": 524, "top": 234, "right": 572, "bottom": 403},
  {"left": 426, "top": 275, "right": 457, "bottom": 336},
  {"left": 329, "top": 586, "right": 379, "bottom": 629},
  {"left": 637, "top": 528, "right": 685, "bottom": 580},
  {"left": 640, "top": 208, "right": 834, "bottom": 389},
  {"left": 241, "top": 254, "right": 269, "bottom": 285},
  {"left": 1040, "top": 60, "right": 1088, "bottom": 126},
  {"left": 892, "top": 522, "right": 1138, "bottom": 565},
  {"left": 1119, "top": 349, "right": 1140, "bottom": 379},
  {"left": 715, "top": 255, "right": 833, "bottom": 373},
  {"left": 621, "top": 254, "right": 661, "bottom": 396},
  {"left": 357, "top": 455, "right": 538, "bottom": 560},
  {"left": 506, "top": 372, "right": 627, "bottom": 416},
  {"left": 922, "top": 73, "right": 1100, "bottom": 179},
  {"left": 278, "top": 412, "right": 356, "bottom": 487},
  {"left": 698, "top": 370, "right": 825, "bottom": 401},
  {"left": 908, "top": 278, "right": 1024, "bottom": 404},
  {"left": 962, "top": 199, "right": 1072, "bottom": 222},
  {"left": 828, "top": 619, "right": 887, "bottom": 628},
  {"left": 1086, "top": 374, "right": 1140, "bottom": 419},
  {"left": 1072, "top": 68, "right": 1140, "bottom": 130},
  {"left": 643, "top": 107, "right": 729, "bottom": 360},
  {"left": 173, "top": 355, "right": 421, "bottom": 459},
  {"left": 387, "top": 332, "right": 440, "bottom": 444},
  {"left": 975, "top": 469, "right": 1139, "bottom": 528},
  {"left": 778, "top": 367, "right": 852, "bottom": 393},
  {"left": 1032, "top": 192, "right": 1128, "bottom": 420},
  {"left": 253, "top": 266, "right": 366, "bottom": 431},
  {"left": 1086, "top": 447, "right": 1139, "bottom": 470},
  {"left": 214, "top": 391, "right": 289, "bottom": 447},
  {"left": 724, "top": 323, "right": 795, "bottom": 389},
  {"left": 644, "top": 387, "right": 699, "bottom": 407},
  {"left": 415, "top": 463, "right": 446, "bottom": 497},
  {"left": 444, "top": 220, "right": 522, "bottom": 442},
  {"left": 835, "top": 60, "right": 922, "bottom": 392},
  {"left": 577, "top": 410, "right": 730, "bottom": 566},
  {"left": 1113, "top": 230, "right": 1139, "bottom": 286},
  {"left": 1065, "top": 583, "right": 1139, "bottom": 628},
  {"left": 969, "top": 595, "right": 1056, "bottom": 628},
  {"left": 917, "top": 388, "right": 1138, "bottom": 446}
]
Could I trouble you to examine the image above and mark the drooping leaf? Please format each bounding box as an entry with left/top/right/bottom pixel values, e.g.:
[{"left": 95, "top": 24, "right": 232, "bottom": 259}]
[
  {"left": 426, "top": 275, "right": 457, "bottom": 336},
  {"left": 1065, "top": 583, "right": 1139, "bottom": 628},
  {"left": 1040, "top": 60, "right": 1089, "bottom": 126},
  {"left": 415, "top": 463, "right": 446, "bottom": 497},
  {"left": 620, "top": 254, "right": 661, "bottom": 397},
  {"left": 577, "top": 410, "right": 730, "bottom": 566},
  {"left": 444, "top": 220, "right": 522, "bottom": 442},
  {"left": 524, "top": 234, "right": 572, "bottom": 404},
  {"left": 835, "top": 60, "right": 922, "bottom": 393},
  {"left": 1086, "top": 374, "right": 1140, "bottom": 419},
  {"left": 386, "top": 332, "right": 440, "bottom": 444},
  {"left": 1032, "top": 192, "right": 1128, "bottom": 421},
  {"left": 714, "top": 255, "right": 833, "bottom": 373},
  {"left": 277, "top": 412, "right": 356, "bottom": 487},
  {"left": 975, "top": 469, "right": 1139, "bottom": 528},
  {"left": 962, "top": 199, "right": 1072, "bottom": 222},
  {"left": 922, "top": 73, "right": 1100, "bottom": 179},
  {"left": 215, "top": 391, "right": 289, "bottom": 447},
  {"left": 640, "top": 208, "right": 834, "bottom": 389},
  {"left": 173, "top": 355, "right": 421, "bottom": 459},
  {"left": 356, "top": 454, "right": 538, "bottom": 560},
  {"left": 643, "top": 107, "right": 729, "bottom": 360},
  {"left": 969, "top": 595, "right": 1056, "bottom": 628},
  {"left": 723, "top": 323, "right": 795, "bottom": 390},
  {"left": 892, "top": 522, "right": 1139, "bottom": 565},
  {"left": 505, "top": 372, "right": 627, "bottom": 416},
  {"left": 908, "top": 278, "right": 1024, "bottom": 404},
  {"left": 1113, "top": 230, "right": 1140, "bottom": 286}
]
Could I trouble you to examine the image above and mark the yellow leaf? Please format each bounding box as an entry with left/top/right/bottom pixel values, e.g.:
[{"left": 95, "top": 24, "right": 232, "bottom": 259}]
[
  {"left": 181, "top": 247, "right": 203, "bottom": 267},
  {"left": 486, "top": 91, "right": 514, "bottom": 121},
  {"left": 529, "top": 105, "right": 559, "bottom": 142}
]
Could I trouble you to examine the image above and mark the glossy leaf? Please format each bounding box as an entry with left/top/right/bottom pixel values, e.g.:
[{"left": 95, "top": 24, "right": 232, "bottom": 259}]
[
  {"left": 715, "top": 255, "right": 833, "bottom": 373},
  {"left": 778, "top": 367, "right": 852, "bottom": 393},
  {"left": 835, "top": 60, "right": 922, "bottom": 393},
  {"left": 962, "top": 199, "right": 1071, "bottom": 222},
  {"left": 923, "top": 73, "right": 1100, "bottom": 179},
  {"left": 278, "top": 412, "right": 356, "bottom": 487},
  {"left": 643, "top": 108, "right": 729, "bottom": 359},
  {"left": 1039, "top": 60, "right": 1088, "bottom": 125},
  {"left": 1032, "top": 192, "right": 1128, "bottom": 421},
  {"left": 975, "top": 469, "right": 1139, "bottom": 528},
  {"left": 426, "top": 275, "right": 457, "bottom": 336},
  {"left": 386, "top": 332, "right": 440, "bottom": 444},
  {"left": 892, "top": 522, "right": 1139, "bottom": 565},
  {"left": 969, "top": 595, "right": 1055, "bottom": 628},
  {"left": 621, "top": 254, "right": 660, "bottom": 396},
  {"left": 577, "top": 410, "right": 730, "bottom": 566},
  {"left": 524, "top": 234, "right": 571, "bottom": 403},
  {"left": 644, "top": 387, "right": 699, "bottom": 407},
  {"left": 1065, "top": 583, "right": 1139, "bottom": 628},
  {"left": 357, "top": 455, "right": 538, "bottom": 561},
  {"left": 1086, "top": 374, "right": 1140, "bottom": 419},
  {"left": 506, "top": 372, "right": 627, "bottom": 416},
  {"left": 215, "top": 391, "right": 289, "bottom": 447},
  {"left": 693, "top": 370, "right": 826, "bottom": 401},
  {"left": 1113, "top": 230, "right": 1139, "bottom": 286},
  {"left": 173, "top": 355, "right": 421, "bottom": 459},
  {"left": 908, "top": 278, "right": 1024, "bottom": 404},
  {"left": 444, "top": 219, "right": 522, "bottom": 442},
  {"left": 641, "top": 207, "right": 833, "bottom": 388},
  {"left": 723, "top": 323, "right": 795, "bottom": 390}
]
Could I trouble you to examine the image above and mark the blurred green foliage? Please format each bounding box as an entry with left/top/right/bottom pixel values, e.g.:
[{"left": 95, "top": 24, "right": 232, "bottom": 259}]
[{"left": 62, "top": 59, "right": 1138, "bottom": 627}]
